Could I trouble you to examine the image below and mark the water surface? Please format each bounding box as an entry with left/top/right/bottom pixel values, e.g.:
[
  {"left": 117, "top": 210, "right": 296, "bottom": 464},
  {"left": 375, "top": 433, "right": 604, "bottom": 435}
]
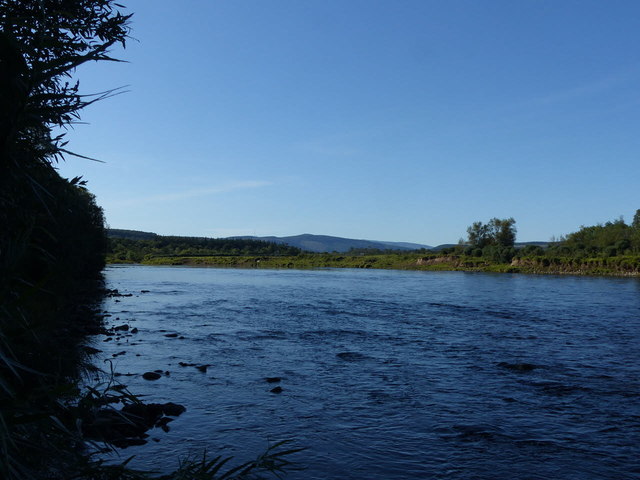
[{"left": 93, "top": 266, "right": 640, "bottom": 479}]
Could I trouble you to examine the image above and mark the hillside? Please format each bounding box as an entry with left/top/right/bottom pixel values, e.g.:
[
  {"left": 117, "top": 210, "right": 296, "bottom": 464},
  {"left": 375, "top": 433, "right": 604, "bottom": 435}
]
[
  {"left": 232, "top": 234, "right": 432, "bottom": 253},
  {"left": 108, "top": 230, "right": 432, "bottom": 253},
  {"left": 106, "top": 231, "right": 301, "bottom": 262}
]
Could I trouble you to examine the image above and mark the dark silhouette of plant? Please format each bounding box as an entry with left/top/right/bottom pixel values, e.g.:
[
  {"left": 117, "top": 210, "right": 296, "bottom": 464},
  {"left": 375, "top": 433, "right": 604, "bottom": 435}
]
[
  {"left": 1, "top": 3, "right": 303, "bottom": 478},
  {"left": 0, "top": 0, "right": 131, "bottom": 166},
  {"left": 0, "top": 1, "right": 130, "bottom": 478}
]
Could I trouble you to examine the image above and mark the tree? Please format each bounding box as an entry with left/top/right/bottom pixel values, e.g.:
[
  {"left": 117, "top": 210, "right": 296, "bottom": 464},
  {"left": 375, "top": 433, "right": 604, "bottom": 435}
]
[
  {"left": 633, "top": 209, "right": 640, "bottom": 229},
  {"left": 467, "top": 217, "right": 517, "bottom": 248},
  {"left": 489, "top": 217, "right": 517, "bottom": 247},
  {"left": 467, "top": 221, "right": 492, "bottom": 248}
]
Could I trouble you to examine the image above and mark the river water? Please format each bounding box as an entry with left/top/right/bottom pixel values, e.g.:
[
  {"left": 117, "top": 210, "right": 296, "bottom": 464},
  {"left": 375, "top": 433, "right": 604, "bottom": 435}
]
[{"left": 92, "top": 265, "right": 640, "bottom": 479}]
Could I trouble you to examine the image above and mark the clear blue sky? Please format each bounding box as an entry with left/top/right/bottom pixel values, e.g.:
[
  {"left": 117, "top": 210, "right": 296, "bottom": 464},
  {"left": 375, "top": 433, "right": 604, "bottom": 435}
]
[{"left": 57, "top": 0, "right": 640, "bottom": 246}]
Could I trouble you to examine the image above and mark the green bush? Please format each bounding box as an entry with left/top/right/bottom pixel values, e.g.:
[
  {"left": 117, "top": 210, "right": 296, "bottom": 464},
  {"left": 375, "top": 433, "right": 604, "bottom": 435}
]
[{"left": 482, "top": 245, "right": 516, "bottom": 263}]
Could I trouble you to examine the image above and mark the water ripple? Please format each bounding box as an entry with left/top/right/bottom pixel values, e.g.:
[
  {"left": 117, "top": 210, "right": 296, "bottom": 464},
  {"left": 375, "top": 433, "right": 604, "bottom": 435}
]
[{"left": 93, "top": 266, "right": 640, "bottom": 479}]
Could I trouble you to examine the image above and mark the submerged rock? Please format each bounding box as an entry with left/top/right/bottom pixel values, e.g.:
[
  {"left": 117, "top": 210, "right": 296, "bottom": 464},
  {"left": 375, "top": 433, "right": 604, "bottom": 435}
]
[
  {"left": 162, "top": 402, "right": 187, "bottom": 416},
  {"left": 122, "top": 402, "right": 164, "bottom": 425},
  {"left": 498, "top": 362, "right": 539, "bottom": 372},
  {"left": 270, "top": 386, "right": 283, "bottom": 394},
  {"left": 336, "top": 351, "right": 369, "bottom": 362},
  {"left": 105, "top": 289, "right": 133, "bottom": 298},
  {"left": 142, "top": 371, "right": 162, "bottom": 380},
  {"left": 265, "top": 377, "right": 281, "bottom": 383},
  {"left": 82, "top": 401, "right": 186, "bottom": 448}
]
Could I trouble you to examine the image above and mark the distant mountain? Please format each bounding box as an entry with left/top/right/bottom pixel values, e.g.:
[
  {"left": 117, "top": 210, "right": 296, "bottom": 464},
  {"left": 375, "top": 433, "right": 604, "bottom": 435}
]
[
  {"left": 431, "top": 244, "right": 458, "bottom": 251},
  {"left": 108, "top": 229, "right": 546, "bottom": 253},
  {"left": 232, "top": 234, "right": 432, "bottom": 253}
]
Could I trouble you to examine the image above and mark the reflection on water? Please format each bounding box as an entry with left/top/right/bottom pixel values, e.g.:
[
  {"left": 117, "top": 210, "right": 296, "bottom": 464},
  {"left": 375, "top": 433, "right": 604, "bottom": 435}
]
[{"left": 94, "top": 266, "right": 640, "bottom": 479}]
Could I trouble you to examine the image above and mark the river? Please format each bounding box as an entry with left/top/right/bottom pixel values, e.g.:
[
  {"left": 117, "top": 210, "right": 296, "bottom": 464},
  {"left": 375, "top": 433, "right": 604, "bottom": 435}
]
[{"left": 92, "top": 265, "right": 640, "bottom": 479}]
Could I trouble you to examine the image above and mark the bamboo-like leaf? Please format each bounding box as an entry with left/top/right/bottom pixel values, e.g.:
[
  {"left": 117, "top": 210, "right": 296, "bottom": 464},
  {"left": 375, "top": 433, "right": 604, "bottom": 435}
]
[{"left": 58, "top": 148, "right": 105, "bottom": 163}]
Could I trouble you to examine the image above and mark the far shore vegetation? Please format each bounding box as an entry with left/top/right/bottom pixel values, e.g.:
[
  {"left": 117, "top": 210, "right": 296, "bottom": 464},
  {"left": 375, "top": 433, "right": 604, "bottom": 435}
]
[{"left": 108, "top": 212, "right": 640, "bottom": 277}]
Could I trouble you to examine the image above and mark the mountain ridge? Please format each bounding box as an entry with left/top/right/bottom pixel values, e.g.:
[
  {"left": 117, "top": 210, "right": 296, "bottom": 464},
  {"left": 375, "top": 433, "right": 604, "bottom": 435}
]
[
  {"left": 230, "top": 233, "right": 433, "bottom": 252},
  {"left": 107, "top": 229, "right": 548, "bottom": 253},
  {"left": 107, "top": 229, "right": 433, "bottom": 252}
]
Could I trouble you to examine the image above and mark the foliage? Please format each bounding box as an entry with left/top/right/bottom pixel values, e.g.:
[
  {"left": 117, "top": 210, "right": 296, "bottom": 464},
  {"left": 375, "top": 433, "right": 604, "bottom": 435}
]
[
  {"left": 143, "top": 253, "right": 421, "bottom": 270},
  {"left": 466, "top": 217, "right": 516, "bottom": 248},
  {"left": 518, "top": 244, "right": 544, "bottom": 257},
  {"left": 154, "top": 441, "right": 305, "bottom": 480},
  {"left": 108, "top": 236, "right": 302, "bottom": 263},
  {"left": 481, "top": 245, "right": 516, "bottom": 263},
  {"left": 633, "top": 209, "right": 640, "bottom": 230},
  {"left": 0, "top": 0, "right": 131, "bottom": 166},
  {"left": 466, "top": 221, "right": 491, "bottom": 248},
  {"left": 557, "top": 217, "right": 640, "bottom": 255},
  {"left": 141, "top": 248, "right": 640, "bottom": 276},
  {"left": 71, "top": 377, "right": 304, "bottom": 480},
  {"left": 0, "top": 1, "right": 130, "bottom": 478}
]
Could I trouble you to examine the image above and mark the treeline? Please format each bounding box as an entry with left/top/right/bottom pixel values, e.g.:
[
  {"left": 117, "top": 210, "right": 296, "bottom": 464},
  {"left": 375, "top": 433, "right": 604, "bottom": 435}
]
[
  {"left": 122, "top": 212, "right": 640, "bottom": 267},
  {"left": 436, "top": 212, "right": 640, "bottom": 264},
  {"left": 558, "top": 213, "right": 640, "bottom": 257},
  {"left": 108, "top": 235, "right": 302, "bottom": 262},
  {"left": 347, "top": 247, "right": 427, "bottom": 255}
]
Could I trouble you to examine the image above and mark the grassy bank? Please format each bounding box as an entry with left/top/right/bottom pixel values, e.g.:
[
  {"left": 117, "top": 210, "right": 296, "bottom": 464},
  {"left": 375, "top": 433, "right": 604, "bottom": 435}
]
[{"left": 135, "top": 253, "right": 640, "bottom": 276}]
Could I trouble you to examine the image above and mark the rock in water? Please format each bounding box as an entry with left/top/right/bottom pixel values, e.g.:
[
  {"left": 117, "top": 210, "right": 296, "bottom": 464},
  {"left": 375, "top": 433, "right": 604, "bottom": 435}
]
[
  {"left": 336, "top": 351, "right": 368, "bottom": 362},
  {"left": 142, "top": 371, "right": 162, "bottom": 380},
  {"left": 497, "top": 362, "right": 538, "bottom": 372},
  {"left": 162, "top": 402, "right": 186, "bottom": 416}
]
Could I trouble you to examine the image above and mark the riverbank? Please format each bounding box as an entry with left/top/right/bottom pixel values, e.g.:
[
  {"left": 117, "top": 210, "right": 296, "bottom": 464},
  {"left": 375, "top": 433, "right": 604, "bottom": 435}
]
[{"left": 135, "top": 253, "right": 640, "bottom": 276}]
